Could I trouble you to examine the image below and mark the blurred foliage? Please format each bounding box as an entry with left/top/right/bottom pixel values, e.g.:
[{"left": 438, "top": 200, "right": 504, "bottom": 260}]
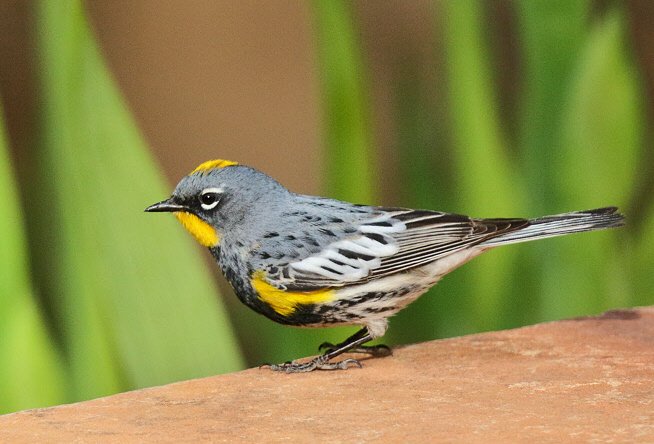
[
  {"left": 0, "top": 0, "right": 243, "bottom": 414},
  {"left": 1, "top": 0, "right": 653, "bottom": 415},
  {"left": 392, "top": 2, "right": 651, "bottom": 348},
  {"left": 390, "top": 1, "right": 650, "bottom": 348},
  {"left": 312, "top": 0, "right": 376, "bottom": 205},
  {"left": 0, "top": 101, "right": 66, "bottom": 413}
]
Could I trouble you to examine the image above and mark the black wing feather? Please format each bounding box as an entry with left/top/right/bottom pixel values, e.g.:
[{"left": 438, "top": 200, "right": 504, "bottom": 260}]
[{"left": 267, "top": 208, "right": 529, "bottom": 291}]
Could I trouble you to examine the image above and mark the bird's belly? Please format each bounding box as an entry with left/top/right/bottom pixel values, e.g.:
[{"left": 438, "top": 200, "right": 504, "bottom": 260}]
[{"left": 306, "top": 247, "right": 488, "bottom": 326}]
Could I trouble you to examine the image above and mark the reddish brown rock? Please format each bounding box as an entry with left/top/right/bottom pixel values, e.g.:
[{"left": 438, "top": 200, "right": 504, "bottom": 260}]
[{"left": 2, "top": 307, "right": 653, "bottom": 443}]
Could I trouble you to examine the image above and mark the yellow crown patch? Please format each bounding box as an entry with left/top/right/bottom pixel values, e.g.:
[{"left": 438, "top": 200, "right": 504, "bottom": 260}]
[{"left": 191, "top": 159, "right": 238, "bottom": 175}]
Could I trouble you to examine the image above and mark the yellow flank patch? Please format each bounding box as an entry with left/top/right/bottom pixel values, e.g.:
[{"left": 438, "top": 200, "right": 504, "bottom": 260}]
[
  {"left": 191, "top": 159, "right": 238, "bottom": 175},
  {"left": 174, "top": 211, "right": 220, "bottom": 247},
  {"left": 251, "top": 271, "right": 335, "bottom": 317}
]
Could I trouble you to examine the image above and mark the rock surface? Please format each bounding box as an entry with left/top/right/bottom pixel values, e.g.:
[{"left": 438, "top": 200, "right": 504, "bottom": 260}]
[{"left": 2, "top": 307, "right": 653, "bottom": 443}]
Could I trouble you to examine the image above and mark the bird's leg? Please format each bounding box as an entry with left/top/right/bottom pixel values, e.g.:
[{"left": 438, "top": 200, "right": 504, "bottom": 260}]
[
  {"left": 262, "top": 328, "right": 391, "bottom": 373},
  {"left": 319, "top": 327, "right": 392, "bottom": 357},
  {"left": 265, "top": 334, "right": 371, "bottom": 373}
]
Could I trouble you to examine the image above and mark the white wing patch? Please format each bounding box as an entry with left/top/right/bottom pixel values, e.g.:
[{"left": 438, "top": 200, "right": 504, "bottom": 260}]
[
  {"left": 271, "top": 209, "right": 533, "bottom": 291},
  {"left": 289, "top": 214, "right": 405, "bottom": 282}
]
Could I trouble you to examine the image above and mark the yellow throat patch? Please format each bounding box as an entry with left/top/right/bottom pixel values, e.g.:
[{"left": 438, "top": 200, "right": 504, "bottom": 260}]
[
  {"left": 251, "top": 271, "right": 335, "bottom": 316},
  {"left": 191, "top": 159, "right": 238, "bottom": 175},
  {"left": 174, "top": 211, "right": 220, "bottom": 247}
]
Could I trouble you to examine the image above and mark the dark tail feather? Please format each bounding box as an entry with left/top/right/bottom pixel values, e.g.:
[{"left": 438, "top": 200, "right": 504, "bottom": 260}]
[{"left": 480, "top": 207, "right": 625, "bottom": 247}]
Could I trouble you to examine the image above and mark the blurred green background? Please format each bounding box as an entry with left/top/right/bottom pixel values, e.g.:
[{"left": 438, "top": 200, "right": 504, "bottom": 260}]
[{"left": 0, "top": 0, "right": 652, "bottom": 414}]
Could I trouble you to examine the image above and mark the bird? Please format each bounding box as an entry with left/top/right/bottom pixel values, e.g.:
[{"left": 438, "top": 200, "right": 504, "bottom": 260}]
[{"left": 145, "top": 159, "right": 625, "bottom": 373}]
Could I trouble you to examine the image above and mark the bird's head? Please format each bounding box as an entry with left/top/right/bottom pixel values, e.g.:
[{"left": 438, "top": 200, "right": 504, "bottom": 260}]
[{"left": 145, "top": 159, "right": 288, "bottom": 247}]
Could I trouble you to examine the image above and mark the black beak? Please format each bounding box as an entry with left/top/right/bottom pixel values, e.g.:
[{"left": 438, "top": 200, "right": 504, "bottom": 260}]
[{"left": 144, "top": 198, "right": 188, "bottom": 213}]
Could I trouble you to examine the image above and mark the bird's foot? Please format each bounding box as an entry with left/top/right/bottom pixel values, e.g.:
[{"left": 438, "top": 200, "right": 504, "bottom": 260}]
[
  {"left": 259, "top": 328, "right": 382, "bottom": 373},
  {"left": 260, "top": 355, "right": 362, "bottom": 373}
]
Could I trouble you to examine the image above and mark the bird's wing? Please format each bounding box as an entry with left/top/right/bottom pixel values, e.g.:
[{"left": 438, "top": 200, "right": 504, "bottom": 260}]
[{"left": 264, "top": 209, "right": 529, "bottom": 291}]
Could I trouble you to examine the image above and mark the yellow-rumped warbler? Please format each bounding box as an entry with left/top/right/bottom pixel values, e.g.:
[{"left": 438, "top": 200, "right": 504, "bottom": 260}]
[{"left": 145, "top": 159, "right": 624, "bottom": 372}]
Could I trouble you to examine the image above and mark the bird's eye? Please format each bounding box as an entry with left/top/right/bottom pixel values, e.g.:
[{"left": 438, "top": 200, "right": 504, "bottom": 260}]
[{"left": 199, "top": 188, "right": 222, "bottom": 210}]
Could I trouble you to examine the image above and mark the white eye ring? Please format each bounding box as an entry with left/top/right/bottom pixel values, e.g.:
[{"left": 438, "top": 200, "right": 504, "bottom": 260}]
[{"left": 200, "top": 187, "right": 222, "bottom": 210}]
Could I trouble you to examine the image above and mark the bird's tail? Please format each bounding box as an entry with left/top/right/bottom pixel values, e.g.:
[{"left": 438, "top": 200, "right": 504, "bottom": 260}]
[{"left": 480, "top": 207, "right": 624, "bottom": 247}]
